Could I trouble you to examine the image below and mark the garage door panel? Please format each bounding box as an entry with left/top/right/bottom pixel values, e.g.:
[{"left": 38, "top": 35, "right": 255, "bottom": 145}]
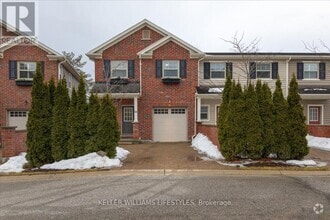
[{"left": 153, "top": 108, "right": 187, "bottom": 142}]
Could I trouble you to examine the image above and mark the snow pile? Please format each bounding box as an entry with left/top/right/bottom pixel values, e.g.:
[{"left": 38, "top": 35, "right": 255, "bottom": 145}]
[
  {"left": 208, "top": 87, "right": 223, "bottom": 93},
  {"left": 0, "top": 147, "right": 130, "bottom": 173},
  {"left": 286, "top": 160, "right": 317, "bottom": 167},
  {"left": 41, "top": 147, "right": 130, "bottom": 170},
  {"left": 0, "top": 153, "right": 27, "bottom": 173},
  {"left": 307, "top": 135, "right": 330, "bottom": 151},
  {"left": 191, "top": 133, "right": 224, "bottom": 160}
]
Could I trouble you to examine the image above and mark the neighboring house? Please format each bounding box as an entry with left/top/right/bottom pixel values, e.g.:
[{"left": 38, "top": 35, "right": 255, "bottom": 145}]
[
  {"left": 0, "top": 21, "right": 80, "bottom": 157},
  {"left": 88, "top": 19, "right": 330, "bottom": 145}
]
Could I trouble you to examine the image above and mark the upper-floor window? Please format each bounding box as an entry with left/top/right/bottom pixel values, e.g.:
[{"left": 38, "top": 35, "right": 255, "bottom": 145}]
[
  {"left": 256, "top": 63, "right": 271, "bottom": 79},
  {"left": 163, "top": 60, "right": 179, "bottom": 78},
  {"left": 210, "top": 63, "right": 226, "bottom": 79},
  {"left": 111, "top": 60, "right": 128, "bottom": 78},
  {"left": 18, "top": 61, "right": 36, "bottom": 79},
  {"left": 303, "top": 63, "right": 318, "bottom": 79}
]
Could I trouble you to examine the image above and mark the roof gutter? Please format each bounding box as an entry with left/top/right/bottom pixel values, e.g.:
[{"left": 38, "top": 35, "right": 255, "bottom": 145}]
[{"left": 286, "top": 56, "right": 292, "bottom": 97}]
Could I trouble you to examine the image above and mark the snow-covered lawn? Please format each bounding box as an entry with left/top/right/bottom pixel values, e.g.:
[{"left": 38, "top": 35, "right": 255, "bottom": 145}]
[
  {"left": 307, "top": 135, "right": 330, "bottom": 151},
  {"left": 191, "top": 133, "right": 224, "bottom": 160},
  {"left": 191, "top": 133, "right": 327, "bottom": 167},
  {"left": 0, "top": 147, "right": 129, "bottom": 173}
]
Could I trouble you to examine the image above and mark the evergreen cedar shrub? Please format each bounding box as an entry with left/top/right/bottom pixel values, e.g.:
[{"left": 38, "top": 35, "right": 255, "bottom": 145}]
[
  {"left": 48, "top": 77, "right": 56, "bottom": 108},
  {"left": 85, "top": 93, "right": 100, "bottom": 153},
  {"left": 26, "top": 62, "right": 53, "bottom": 167},
  {"left": 287, "top": 75, "right": 309, "bottom": 159},
  {"left": 95, "top": 94, "right": 120, "bottom": 158},
  {"left": 272, "top": 77, "right": 291, "bottom": 160},
  {"left": 221, "top": 81, "right": 246, "bottom": 161},
  {"left": 243, "top": 83, "right": 263, "bottom": 159},
  {"left": 218, "top": 75, "right": 232, "bottom": 147},
  {"left": 256, "top": 80, "right": 275, "bottom": 157},
  {"left": 67, "top": 76, "right": 88, "bottom": 158},
  {"left": 51, "top": 79, "right": 70, "bottom": 161}
]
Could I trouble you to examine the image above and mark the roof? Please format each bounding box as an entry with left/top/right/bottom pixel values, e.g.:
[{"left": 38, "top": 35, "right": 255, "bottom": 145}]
[
  {"left": 299, "top": 85, "right": 330, "bottom": 94},
  {"left": 86, "top": 19, "right": 203, "bottom": 59},
  {"left": 91, "top": 82, "right": 140, "bottom": 94},
  {"left": 196, "top": 86, "right": 224, "bottom": 94},
  {"left": 206, "top": 52, "right": 330, "bottom": 56}
]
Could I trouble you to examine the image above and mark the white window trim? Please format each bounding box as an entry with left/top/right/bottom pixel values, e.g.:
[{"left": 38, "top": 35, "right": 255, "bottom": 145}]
[
  {"left": 303, "top": 62, "right": 319, "bottom": 80},
  {"left": 17, "top": 61, "right": 36, "bottom": 80},
  {"left": 162, "top": 60, "right": 180, "bottom": 78},
  {"left": 111, "top": 60, "right": 128, "bottom": 79},
  {"left": 215, "top": 105, "right": 220, "bottom": 125},
  {"left": 141, "top": 30, "right": 151, "bottom": 40},
  {"left": 210, "top": 62, "right": 226, "bottom": 80},
  {"left": 122, "top": 105, "right": 134, "bottom": 123},
  {"left": 307, "top": 104, "right": 323, "bottom": 125},
  {"left": 200, "top": 104, "right": 210, "bottom": 121},
  {"left": 256, "top": 62, "right": 272, "bottom": 79}
]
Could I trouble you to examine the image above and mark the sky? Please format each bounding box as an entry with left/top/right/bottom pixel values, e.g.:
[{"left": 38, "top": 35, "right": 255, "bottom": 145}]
[{"left": 21, "top": 0, "right": 330, "bottom": 79}]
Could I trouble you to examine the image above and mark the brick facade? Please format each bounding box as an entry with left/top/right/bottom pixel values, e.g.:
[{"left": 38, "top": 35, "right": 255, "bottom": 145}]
[
  {"left": 0, "top": 127, "right": 27, "bottom": 157},
  {"left": 196, "top": 123, "right": 220, "bottom": 147},
  {"left": 308, "top": 125, "right": 330, "bottom": 138}
]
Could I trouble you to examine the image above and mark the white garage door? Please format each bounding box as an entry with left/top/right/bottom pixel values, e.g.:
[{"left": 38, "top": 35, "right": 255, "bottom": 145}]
[
  {"left": 8, "top": 111, "right": 28, "bottom": 130},
  {"left": 153, "top": 108, "right": 188, "bottom": 142}
]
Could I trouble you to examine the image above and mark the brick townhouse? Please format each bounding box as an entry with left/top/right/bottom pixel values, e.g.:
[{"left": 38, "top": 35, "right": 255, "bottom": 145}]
[
  {"left": 88, "top": 19, "right": 330, "bottom": 145},
  {"left": 0, "top": 20, "right": 80, "bottom": 157}
]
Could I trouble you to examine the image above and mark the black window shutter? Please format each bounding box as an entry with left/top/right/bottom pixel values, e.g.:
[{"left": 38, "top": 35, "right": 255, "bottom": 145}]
[
  {"left": 156, "top": 60, "right": 162, "bottom": 78},
  {"left": 271, "top": 62, "right": 278, "bottom": 79},
  {"left": 297, "top": 62, "right": 304, "bottom": 79},
  {"left": 103, "top": 59, "right": 111, "bottom": 78},
  {"left": 204, "top": 62, "right": 210, "bottom": 79},
  {"left": 40, "top": 61, "right": 45, "bottom": 76},
  {"left": 180, "top": 60, "right": 186, "bottom": 78},
  {"left": 226, "top": 62, "right": 233, "bottom": 79},
  {"left": 319, "top": 62, "right": 326, "bottom": 80},
  {"left": 9, "top": 60, "right": 17, "bottom": 79},
  {"left": 128, "top": 60, "right": 135, "bottom": 79},
  {"left": 249, "top": 62, "right": 256, "bottom": 79}
]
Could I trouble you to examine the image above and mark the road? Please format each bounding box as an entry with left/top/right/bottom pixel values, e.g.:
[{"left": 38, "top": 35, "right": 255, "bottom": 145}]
[{"left": 0, "top": 172, "right": 329, "bottom": 220}]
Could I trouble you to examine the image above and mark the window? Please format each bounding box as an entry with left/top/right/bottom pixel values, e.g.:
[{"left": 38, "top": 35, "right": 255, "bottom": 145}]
[
  {"left": 210, "top": 63, "right": 226, "bottom": 79},
  {"left": 154, "top": 109, "right": 169, "bottom": 114},
  {"left": 163, "top": 60, "right": 179, "bottom": 78},
  {"left": 200, "top": 105, "right": 209, "bottom": 121},
  {"left": 18, "top": 62, "right": 36, "bottom": 79},
  {"left": 308, "top": 106, "right": 322, "bottom": 125},
  {"left": 142, "top": 30, "right": 150, "bottom": 40},
  {"left": 123, "top": 107, "right": 134, "bottom": 122},
  {"left": 171, "top": 109, "right": 186, "bottom": 114},
  {"left": 304, "top": 63, "right": 318, "bottom": 79},
  {"left": 256, "top": 63, "right": 271, "bottom": 79},
  {"left": 111, "top": 60, "right": 128, "bottom": 78}
]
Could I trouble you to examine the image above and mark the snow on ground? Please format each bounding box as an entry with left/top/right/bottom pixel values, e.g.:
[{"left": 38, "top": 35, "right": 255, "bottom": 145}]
[
  {"left": 0, "top": 153, "right": 27, "bottom": 173},
  {"left": 307, "top": 135, "right": 330, "bottom": 151},
  {"left": 191, "top": 133, "right": 224, "bottom": 160},
  {"left": 0, "top": 147, "right": 130, "bottom": 173},
  {"left": 285, "top": 160, "right": 317, "bottom": 166}
]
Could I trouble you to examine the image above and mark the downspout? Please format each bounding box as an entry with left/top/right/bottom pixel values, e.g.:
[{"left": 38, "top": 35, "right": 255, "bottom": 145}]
[
  {"left": 139, "top": 55, "right": 142, "bottom": 96},
  {"left": 194, "top": 56, "right": 205, "bottom": 137},
  {"left": 58, "top": 59, "right": 66, "bottom": 80},
  {"left": 286, "top": 56, "right": 292, "bottom": 97}
]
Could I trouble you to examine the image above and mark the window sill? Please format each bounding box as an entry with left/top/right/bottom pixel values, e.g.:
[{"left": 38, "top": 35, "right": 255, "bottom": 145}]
[
  {"left": 15, "top": 79, "right": 33, "bottom": 86},
  {"left": 302, "top": 79, "right": 320, "bottom": 81},
  {"left": 162, "top": 78, "right": 181, "bottom": 84}
]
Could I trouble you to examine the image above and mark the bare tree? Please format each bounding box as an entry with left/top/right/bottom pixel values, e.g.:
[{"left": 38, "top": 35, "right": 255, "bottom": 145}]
[
  {"left": 221, "top": 32, "right": 273, "bottom": 85},
  {"left": 303, "top": 40, "right": 330, "bottom": 53}
]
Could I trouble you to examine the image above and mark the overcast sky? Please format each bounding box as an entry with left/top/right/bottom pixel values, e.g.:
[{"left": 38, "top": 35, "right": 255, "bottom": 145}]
[{"left": 34, "top": 0, "right": 330, "bottom": 79}]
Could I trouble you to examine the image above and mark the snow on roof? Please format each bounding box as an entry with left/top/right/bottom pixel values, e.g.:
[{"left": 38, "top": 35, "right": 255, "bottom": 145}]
[{"left": 208, "top": 88, "right": 224, "bottom": 93}]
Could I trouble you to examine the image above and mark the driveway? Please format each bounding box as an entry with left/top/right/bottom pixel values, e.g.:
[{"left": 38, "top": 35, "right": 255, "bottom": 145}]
[
  {"left": 118, "top": 142, "right": 329, "bottom": 170},
  {"left": 117, "top": 142, "right": 225, "bottom": 170}
]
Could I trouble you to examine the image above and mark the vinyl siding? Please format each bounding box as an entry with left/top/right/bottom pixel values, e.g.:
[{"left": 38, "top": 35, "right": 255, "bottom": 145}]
[
  {"left": 301, "top": 99, "right": 330, "bottom": 125},
  {"left": 200, "top": 99, "right": 221, "bottom": 125},
  {"left": 288, "top": 60, "right": 330, "bottom": 85}
]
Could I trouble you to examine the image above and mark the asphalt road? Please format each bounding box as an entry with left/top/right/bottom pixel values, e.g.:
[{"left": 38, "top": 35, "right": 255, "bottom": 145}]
[{"left": 0, "top": 172, "right": 329, "bottom": 220}]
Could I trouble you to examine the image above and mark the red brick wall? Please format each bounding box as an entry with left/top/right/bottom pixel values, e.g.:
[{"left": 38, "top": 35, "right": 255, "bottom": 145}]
[
  {"left": 308, "top": 125, "right": 330, "bottom": 138},
  {"left": 0, "top": 45, "right": 59, "bottom": 127},
  {"left": 196, "top": 124, "right": 220, "bottom": 147},
  {"left": 138, "top": 41, "right": 198, "bottom": 140},
  {"left": 95, "top": 27, "right": 164, "bottom": 82},
  {"left": 0, "top": 127, "right": 27, "bottom": 157}
]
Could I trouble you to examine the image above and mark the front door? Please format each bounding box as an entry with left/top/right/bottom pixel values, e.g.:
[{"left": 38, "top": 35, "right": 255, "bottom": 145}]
[{"left": 122, "top": 106, "right": 134, "bottom": 135}]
